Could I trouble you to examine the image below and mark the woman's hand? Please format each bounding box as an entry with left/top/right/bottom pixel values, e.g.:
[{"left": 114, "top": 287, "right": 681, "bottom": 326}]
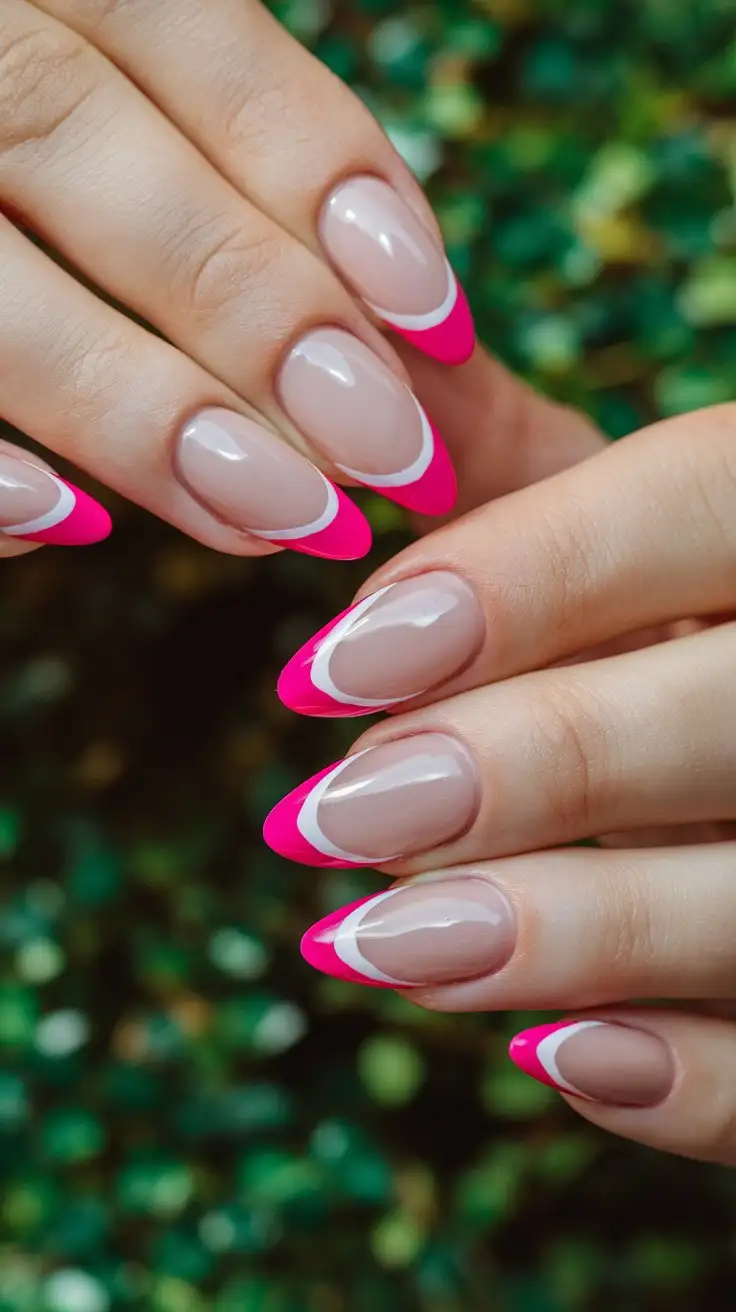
[
  {"left": 0, "top": 0, "right": 492, "bottom": 558},
  {"left": 267, "top": 399, "right": 736, "bottom": 1165}
]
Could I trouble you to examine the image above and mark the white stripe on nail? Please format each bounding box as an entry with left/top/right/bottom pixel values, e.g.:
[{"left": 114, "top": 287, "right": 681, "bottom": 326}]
[
  {"left": 333, "top": 888, "right": 413, "bottom": 985},
  {"left": 536, "top": 1021, "right": 604, "bottom": 1098},
  {"left": 2, "top": 474, "right": 75, "bottom": 537},
  {"left": 310, "top": 586, "right": 423, "bottom": 711},
  {"left": 248, "top": 470, "right": 338, "bottom": 542},
  {"left": 365, "top": 260, "right": 457, "bottom": 332},
  {"left": 335, "top": 395, "right": 434, "bottom": 489},
  {"left": 296, "top": 750, "right": 404, "bottom": 865}
]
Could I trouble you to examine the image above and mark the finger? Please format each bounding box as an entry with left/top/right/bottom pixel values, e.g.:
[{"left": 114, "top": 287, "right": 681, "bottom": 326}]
[
  {"left": 396, "top": 341, "right": 606, "bottom": 521},
  {"left": 265, "top": 622, "right": 736, "bottom": 871},
  {"left": 0, "top": 3, "right": 455, "bottom": 518},
  {"left": 508, "top": 1009, "right": 736, "bottom": 1166},
  {"left": 0, "top": 216, "right": 369, "bottom": 558},
  {"left": 277, "top": 403, "right": 736, "bottom": 718},
  {"left": 299, "top": 843, "right": 736, "bottom": 1010},
  {"left": 40, "top": 0, "right": 474, "bottom": 365},
  {"left": 0, "top": 434, "right": 108, "bottom": 555}
]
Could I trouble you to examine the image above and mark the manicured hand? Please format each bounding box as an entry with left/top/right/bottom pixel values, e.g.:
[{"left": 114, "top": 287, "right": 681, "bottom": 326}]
[{"left": 271, "top": 399, "right": 736, "bottom": 1164}]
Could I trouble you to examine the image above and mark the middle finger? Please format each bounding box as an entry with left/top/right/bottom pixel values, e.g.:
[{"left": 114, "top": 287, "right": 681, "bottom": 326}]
[{"left": 264, "top": 621, "right": 736, "bottom": 872}]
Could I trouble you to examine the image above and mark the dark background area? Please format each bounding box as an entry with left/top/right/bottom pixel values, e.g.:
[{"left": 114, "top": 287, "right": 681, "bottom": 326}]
[{"left": 2, "top": 1, "right": 736, "bottom": 1308}]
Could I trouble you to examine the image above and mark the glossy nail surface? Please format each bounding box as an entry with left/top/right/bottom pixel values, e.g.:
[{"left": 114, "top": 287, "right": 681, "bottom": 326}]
[
  {"left": 509, "top": 1020, "right": 675, "bottom": 1107},
  {"left": 177, "top": 407, "right": 371, "bottom": 560},
  {"left": 278, "top": 573, "right": 485, "bottom": 718},
  {"left": 0, "top": 455, "right": 111, "bottom": 546},
  {"left": 320, "top": 176, "right": 475, "bottom": 366},
  {"left": 301, "top": 876, "right": 516, "bottom": 988},
  {"left": 279, "top": 329, "right": 456, "bottom": 515},
  {"left": 263, "top": 733, "right": 480, "bottom": 868}
]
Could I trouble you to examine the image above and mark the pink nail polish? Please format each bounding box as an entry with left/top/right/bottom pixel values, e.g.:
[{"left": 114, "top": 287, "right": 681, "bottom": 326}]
[
  {"left": 277, "top": 573, "right": 484, "bottom": 718},
  {"left": 509, "top": 1020, "right": 674, "bottom": 1107},
  {"left": 0, "top": 456, "right": 111, "bottom": 546},
  {"left": 320, "top": 176, "right": 475, "bottom": 367},
  {"left": 263, "top": 734, "right": 479, "bottom": 869},
  {"left": 176, "top": 408, "right": 371, "bottom": 561},
  {"left": 301, "top": 876, "right": 516, "bottom": 989},
  {"left": 279, "top": 329, "right": 456, "bottom": 517}
]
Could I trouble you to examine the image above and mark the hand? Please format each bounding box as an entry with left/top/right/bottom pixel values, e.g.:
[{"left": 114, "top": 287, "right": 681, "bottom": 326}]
[
  {"left": 267, "top": 399, "right": 736, "bottom": 1166},
  {"left": 0, "top": 0, "right": 491, "bottom": 559}
]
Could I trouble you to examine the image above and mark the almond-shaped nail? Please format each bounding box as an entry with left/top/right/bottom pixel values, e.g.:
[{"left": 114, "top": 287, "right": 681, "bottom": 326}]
[
  {"left": 263, "top": 733, "right": 479, "bottom": 868},
  {"left": 509, "top": 1020, "right": 675, "bottom": 1107},
  {"left": 301, "top": 876, "right": 515, "bottom": 988},
  {"left": 279, "top": 329, "right": 456, "bottom": 516},
  {"left": 176, "top": 407, "right": 371, "bottom": 560},
  {"left": 0, "top": 454, "right": 111, "bottom": 546},
  {"left": 320, "top": 176, "right": 475, "bottom": 366},
  {"left": 278, "top": 573, "right": 485, "bottom": 718}
]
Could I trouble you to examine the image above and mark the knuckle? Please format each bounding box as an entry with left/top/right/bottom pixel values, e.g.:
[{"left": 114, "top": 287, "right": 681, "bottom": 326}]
[
  {"left": 160, "top": 212, "right": 283, "bottom": 320},
  {"left": 685, "top": 405, "right": 736, "bottom": 562},
  {"left": 594, "top": 860, "right": 657, "bottom": 985},
  {"left": 528, "top": 678, "right": 619, "bottom": 834},
  {"left": 50, "top": 318, "right": 135, "bottom": 446},
  {"left": 0, "top": 20, "right": 100, "bottom": 157}
]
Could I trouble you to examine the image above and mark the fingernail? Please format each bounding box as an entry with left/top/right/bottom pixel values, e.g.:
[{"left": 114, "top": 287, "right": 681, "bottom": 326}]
[
  {"left": 509, "top": 1020, "right": 675, "bottom": 1107},
  {"left": 301, "top": 875, "right": 515, "bottom": 988},
  {"left": 278, "top": 572, "right": 484, "bottom": 718},
  {"left": 320, "top": 176, "right": 475, "bottom": 366},
  {"left": 0, "top": 455, "right": 111, "bottom": 546},
  {"left": 279, "top": 329, "right": 456, "bottom": 516},
  {"left": 263, "top": 733, "right": 479, "bottom": 868},
  {"left": 176, "top": 407, "right": 371, "bottom": 560}
]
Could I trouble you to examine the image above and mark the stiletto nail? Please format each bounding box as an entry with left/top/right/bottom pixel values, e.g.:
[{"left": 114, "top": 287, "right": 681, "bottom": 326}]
[
  {"left": 0, "top": 455, "right": 111, "bottom": 546},
  {"left": 176, "top": 408, "right": 371, "bottom": 560},
  {"left": 509, "top": 1020, "right": 675, "bottom": 1107},
  {"left": 278, "top": 572, "right": 485, "bottom": 718},
  {"left": 279, "top": 329, "right": 456, "bottom": 515},
  {"left": 263, "top": 733, "right": 479, "bottom": 868},
  {"left": 301, "top": 876, "right": 516, "bottom": 988},
  {"left": 320, "top": 176, "right": 475, "bottom": 366}
]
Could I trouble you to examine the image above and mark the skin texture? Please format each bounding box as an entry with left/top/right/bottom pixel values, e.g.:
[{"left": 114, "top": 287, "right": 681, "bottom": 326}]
[{"left": 285, "top": 399, "right": 736, "bottom": 1168}]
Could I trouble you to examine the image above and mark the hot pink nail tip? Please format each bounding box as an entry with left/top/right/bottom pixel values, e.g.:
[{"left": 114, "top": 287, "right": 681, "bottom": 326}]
[
  {"left": 382, "top": 420, "right": 457, "bottom": 517},
  {"left": 263, "top": 762, "right": 364, "bottom": 869},
  {"left": 277, "top": 602, "right": 377, "bottom": 719},
  {"left": 395, "top": 282, "right": 475, "bottom": 367},
  {"left": 17, "top": 480, "right": 112, "bottom": 546},
  {"left": 301, "top": 895, "right": 388, "bottom": 987},
  {"left": 287, "top": 486, "right": 372, "bottom": 561},
  {"left": 509, "top": 1021, "right": 578, "bottom": 1093}
]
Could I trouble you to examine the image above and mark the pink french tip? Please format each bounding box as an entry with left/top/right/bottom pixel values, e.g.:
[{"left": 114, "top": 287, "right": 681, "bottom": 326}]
[
  {"left": 287, "top": 486, "right": 372, "bottom": 561},
  {"left": 301, "top": 894, "right": 388, "bottom": 987},
  {"left": 277, "top": 602, "right": 376, "bottom": 719},
  {"left": 16, "top": 480, "right": 112, "bottom": 547},
  {"left": 508, "top": 1021, "right": 577, "bottom": 1093},
  {"left": 385, "top": 420, "right": 457, "bottom": 517},
  {"left": 394, "top": 281, "right": 475, "bottom": 367},
  {"left": 263, "top": 762, "right": 364, "bottom": 869}
]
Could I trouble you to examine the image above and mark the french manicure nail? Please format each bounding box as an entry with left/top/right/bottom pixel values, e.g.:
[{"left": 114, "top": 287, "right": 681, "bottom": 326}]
[
  {"left": 176, "top": 407, "right": 371, "bottom": 560},
  {"left": 301, "top": 876, "right": 516, "bottom": 988},
  {"left": 320, "top": 176, "right": 475, "bottom": 366},
  {"left": 263, "top": 733, "right": 480, "bottom": 868},
  {"left": 509, "top": 1020, "right": 675, "bottom": 1107},
  {"left": 278, "top": 572, "right": 485, "bottom": 718},
  {"left": 279, "top": 329, "right": 456, "bottom": 515},
  {"left": 0, "top": 454, "right": 111, "bottom": 546}
]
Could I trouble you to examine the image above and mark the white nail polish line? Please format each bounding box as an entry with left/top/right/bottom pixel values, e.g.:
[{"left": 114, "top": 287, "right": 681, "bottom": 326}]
[
  {"left": 536, "top": 1021, "right": 604, "bottom": 1099},
  {"left": 365, "top": 260, "right": 457, "bottom": 333},
  {"left": 248, "top": 471, "right": 338, "bottom": 542},
  {"left": 297, "top": 751, "right": 404, "bottom": 865},
  {"left": 310, "top": 586, "right": 424, "bottom": 710},
  {"left": 335, "top": 395, "right": 434, "bottom": 489},
  {"left": 333, "top": 888, "right": 414, "bottom": 986},
  {"left": 2, "top": 472, "right": 75, "bottom": 537}
]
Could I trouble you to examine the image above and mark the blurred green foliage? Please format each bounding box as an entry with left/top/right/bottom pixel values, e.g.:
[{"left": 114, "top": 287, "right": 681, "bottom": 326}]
[{"left": 3, "top": 0, "right": 736, "bottom": 1308}]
